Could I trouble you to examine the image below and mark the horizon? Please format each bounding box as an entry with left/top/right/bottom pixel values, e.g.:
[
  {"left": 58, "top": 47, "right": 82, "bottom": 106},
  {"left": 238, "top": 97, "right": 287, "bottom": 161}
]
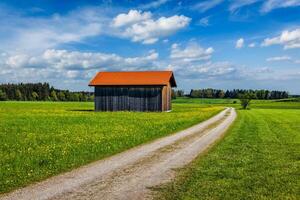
[{"left": 0, "top": 0, "right": 300, "bottom": 93}]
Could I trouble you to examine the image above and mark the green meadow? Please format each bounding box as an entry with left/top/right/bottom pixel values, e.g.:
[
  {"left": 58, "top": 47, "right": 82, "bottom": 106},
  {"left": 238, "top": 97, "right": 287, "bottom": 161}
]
[
  {"left": 0, "top": 101, "right": 223, "bottom": 193},
  {"left": 1, "top": 99, "right": 300, "bottom": 197},
  {"left": 156, "top": 100, "right": 300, "bottom": 199}
]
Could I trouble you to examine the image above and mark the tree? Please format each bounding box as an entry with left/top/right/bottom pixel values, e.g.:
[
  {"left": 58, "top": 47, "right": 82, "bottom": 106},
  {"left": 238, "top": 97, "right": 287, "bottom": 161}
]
[
  {"left": 0, "top": 90, "right": 7, "bottom": 101},
  {"left": 88, "top": 95, "right": 94, "bottom": 102},
  {"left": 238, "top": 93, "right": 255, "bottom": 109},
  {"left": 57, "top": 91, "right": 66, "bottom": 101},
  {"left": 31, "top": 92, "right": 39, "bottom": 100},
  {"left": 176, "top": 90, "right": 184, "bottom": 97},
  {"left": 73, "top": 93, "right": 79, "bottom": 101},
  {"left": 171, "top": 89, "right": 177, "bottom": 99},
  {"left": 50, "top": 90, "right": 58, "bottom": 101},
  {"left": 218, "top": 90, "right": 225, "bottom": 98},
  {"left": 204, "top": 88, "right": 213, "bottom": 98},
  {"left": 15, "top": 89, "right": 22, "bottom": 101}
]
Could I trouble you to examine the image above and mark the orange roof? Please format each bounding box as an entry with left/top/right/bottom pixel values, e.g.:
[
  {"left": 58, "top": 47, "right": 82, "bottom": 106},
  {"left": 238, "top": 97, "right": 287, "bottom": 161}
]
[{"left": 89, "top": 71, "right": 176, "bottom": 87}]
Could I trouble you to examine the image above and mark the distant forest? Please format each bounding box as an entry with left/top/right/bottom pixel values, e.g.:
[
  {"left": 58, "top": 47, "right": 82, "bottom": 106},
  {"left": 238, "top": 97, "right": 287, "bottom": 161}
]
[
  {"left": 0, "top": 83, "right": 290, "bottom": 101},
  {"left": 0, "top": 83, "right": 93, "bottom": 101},
  {"left": 173, "top": 88, "right": 289, "bottom": 99}
]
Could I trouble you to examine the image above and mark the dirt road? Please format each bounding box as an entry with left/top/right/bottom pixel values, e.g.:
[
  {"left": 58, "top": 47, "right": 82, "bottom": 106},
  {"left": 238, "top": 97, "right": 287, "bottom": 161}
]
[{"left": 1, "top": 107, "right": 236, "bottom": 200}]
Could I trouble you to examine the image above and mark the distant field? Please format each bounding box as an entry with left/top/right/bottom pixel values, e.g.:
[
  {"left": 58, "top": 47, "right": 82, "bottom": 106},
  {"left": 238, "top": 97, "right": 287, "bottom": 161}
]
[
  {"left": 174, "top": 97, "right": 300, "bottom": 109},
  {"left": 156, "top": 102, "right": 300, "bottom": 199},
  {"left": 172, "top": 97, "right": 238, "bottom": 104},
  {"left": 0, "top": 101, "right": 223, "bottom": 193}
]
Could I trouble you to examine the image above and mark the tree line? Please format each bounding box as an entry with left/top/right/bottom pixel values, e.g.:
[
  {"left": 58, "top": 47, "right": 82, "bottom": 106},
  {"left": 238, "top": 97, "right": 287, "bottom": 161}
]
[
  {"left": 0, "top": 83, "right": 290, "bottom": 101},
  {"left": 0, "top": 83, "right": 94, "bottom": 101},
  {"left": 172, "top": 88, "right": 289, "bottom": 100}
]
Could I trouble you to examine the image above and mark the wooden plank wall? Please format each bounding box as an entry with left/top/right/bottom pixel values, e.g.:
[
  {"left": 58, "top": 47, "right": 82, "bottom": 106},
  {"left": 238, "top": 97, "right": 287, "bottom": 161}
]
[
  {"left": 94, "top": 86, "right": 162, "bottom": 111},
  {"left": 161, "top": 83, "right": 172, "bottom": 111}
]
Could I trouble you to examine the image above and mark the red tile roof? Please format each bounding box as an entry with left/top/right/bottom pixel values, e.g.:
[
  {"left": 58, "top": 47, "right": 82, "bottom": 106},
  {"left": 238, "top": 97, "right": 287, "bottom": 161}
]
[{"left": 89, "top": 71, "right": 176, "bottom": 87}]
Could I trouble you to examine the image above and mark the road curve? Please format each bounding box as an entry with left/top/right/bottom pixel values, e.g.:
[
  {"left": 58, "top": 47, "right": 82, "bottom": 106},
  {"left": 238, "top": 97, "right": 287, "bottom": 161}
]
[{"left": 1, "top": 107, "right": 236, "bottom": 200}]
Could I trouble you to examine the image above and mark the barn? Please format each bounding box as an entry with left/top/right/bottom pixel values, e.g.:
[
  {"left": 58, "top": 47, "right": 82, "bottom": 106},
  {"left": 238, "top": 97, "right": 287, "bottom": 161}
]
[{"left": 88, "top": 71, "right": 177, "bottom": 112}]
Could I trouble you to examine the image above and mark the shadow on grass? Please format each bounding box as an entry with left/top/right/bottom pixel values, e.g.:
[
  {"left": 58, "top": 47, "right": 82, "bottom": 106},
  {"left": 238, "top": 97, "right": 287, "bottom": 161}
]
[{"left": 67, "top": 109, "right": 94, "bottom": 112}]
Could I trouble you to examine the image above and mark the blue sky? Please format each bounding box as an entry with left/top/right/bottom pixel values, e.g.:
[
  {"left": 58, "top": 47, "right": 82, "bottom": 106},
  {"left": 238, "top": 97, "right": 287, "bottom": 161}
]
[{"left": 0, "top": 0, "right": 300, "bottom": 94}]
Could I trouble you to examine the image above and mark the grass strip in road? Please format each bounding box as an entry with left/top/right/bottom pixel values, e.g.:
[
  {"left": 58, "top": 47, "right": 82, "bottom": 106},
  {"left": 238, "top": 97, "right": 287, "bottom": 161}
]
[{"left": 156, "top": 108, "right": 300, "bottom": 199}]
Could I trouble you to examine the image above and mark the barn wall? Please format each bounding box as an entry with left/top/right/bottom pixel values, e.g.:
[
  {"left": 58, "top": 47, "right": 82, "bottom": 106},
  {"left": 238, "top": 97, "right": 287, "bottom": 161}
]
[
  {"left": 161, "top": 83, "right": 172, "bottom": 111},
  {"left": 94, "top": 86, "right": 162, "bottom": 111}
]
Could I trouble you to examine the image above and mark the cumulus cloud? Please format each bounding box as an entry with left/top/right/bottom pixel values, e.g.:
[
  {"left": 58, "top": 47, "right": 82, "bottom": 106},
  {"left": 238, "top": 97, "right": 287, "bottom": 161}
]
[
  {"left": 262, "top": 28, "right": 300, "bottom": 49},
  {"left": 266, "top": 56, "right": 292, "bottom": 62},
  {"left": 43, "top": 49, "right": 158, "bottom": 70},
  {"left": 166, "top": 43, "right": 246, "bottom": 81},
  {"left": 1, "top": 49, "right": 159, "bottom": 79},
  {"left": 1, "top": 6, "right": 191, "bottom": 52},
  {"left": 0, "top": 48, "right": 162, "bottom": 89},
  {"left": 112, "top": 10, "right": 191, "bottom": 44},
  {"left": 170, "top": 43, "right": 214, "bottom": 62},
  {"left": 112, "top": 10, "right": 152, "bottom": 27},
  {"left": 235, "top": 38, "right": 244, "bottom": 49}
]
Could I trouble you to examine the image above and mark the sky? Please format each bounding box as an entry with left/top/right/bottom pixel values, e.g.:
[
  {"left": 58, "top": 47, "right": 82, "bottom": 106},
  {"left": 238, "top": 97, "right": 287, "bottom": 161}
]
[{"left": 0, "top": 0, "right": 300, "bottom": 94}]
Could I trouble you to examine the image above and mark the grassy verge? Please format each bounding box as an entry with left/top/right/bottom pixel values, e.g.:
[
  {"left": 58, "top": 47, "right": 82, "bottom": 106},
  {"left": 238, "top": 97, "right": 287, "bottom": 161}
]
[
  {"left": 0, "top": 101, "right": 223, "bottom": 193},
  {"left": 156, "top": 108, "right": 300, "bottom": 199}
]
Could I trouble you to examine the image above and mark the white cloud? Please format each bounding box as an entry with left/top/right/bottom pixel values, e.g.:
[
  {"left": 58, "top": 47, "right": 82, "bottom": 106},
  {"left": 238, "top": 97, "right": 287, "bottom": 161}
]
[
  {"left": 0, "top": 48, "right": 162, "bottom": 90},
  {"left": 229, "top": 0, "right": 261, "bottom": 12},
  {"left": 0, "top": 7, "right": 106, "bottom": 52},
  {"left": 2, "top": 49, "right": 159, "bottom": 71},
  {"left": 228, "top": 0, "right": 300, "bottom": 13},
  {"left": 0, "top": 7, "right": 190, "bottom": 52},
  {"left": 262, "top": 28, "right": 300, "bottom": 49},
  {"left": 248, "top": 43, "right": 256, "bottom": 48},
  {"left": 113, "top": 10, "right": 191, "bottom": 44},
  {"left": 235, "top": 38, "right": 244, "bottom": 49},
  {"left": 197, "top": 16, "right": 210, "bottom": 27},
  {"left": 171, "top": 61, "right": 239, "bottom": 81},
  {"left": 170, "top": 43, "right": 214, "bottom": 62},
  {"left": 65, "top": 70, "right": 81, "bottom": 79},
  {"left": 112, "top": 10, "right": 152, "bottom": 27},
  {"left": 266, "top": 56, "right": 292, "bottom": 62},
  {"left": 193, "top": 0, "right": 224, "bottom": 12},
  {"left": 140, "top": 0, "right": 169, "bottom": 9},
  {"left": 261, "top": 0, "right": 300, "bottom": 13}
]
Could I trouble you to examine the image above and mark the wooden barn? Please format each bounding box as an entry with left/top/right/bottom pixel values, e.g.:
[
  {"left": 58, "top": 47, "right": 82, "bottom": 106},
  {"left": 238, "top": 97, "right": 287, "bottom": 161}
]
[{"left": 89, "top": 71, "right": 177, "bottom": 112}]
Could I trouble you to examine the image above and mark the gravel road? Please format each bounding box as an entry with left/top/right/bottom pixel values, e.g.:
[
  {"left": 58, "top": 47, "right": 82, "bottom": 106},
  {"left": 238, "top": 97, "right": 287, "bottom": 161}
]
[{"left": 1, "top": 107, "right": 236, "bottom": 200}]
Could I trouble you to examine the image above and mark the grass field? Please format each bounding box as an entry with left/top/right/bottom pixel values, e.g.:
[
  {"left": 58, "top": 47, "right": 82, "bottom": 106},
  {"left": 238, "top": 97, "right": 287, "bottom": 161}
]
[
  {"left": 156, "top": 102, "right": 300, "bottom": 199},
  {"left": 172, "top": 97, "right": 238, "bottom": 104},
  {"left": 0, "top": 101, "right": 223, "bottom": 193},
  {"left": 174, "top": 97, "right": 300, "bottom": 109}
]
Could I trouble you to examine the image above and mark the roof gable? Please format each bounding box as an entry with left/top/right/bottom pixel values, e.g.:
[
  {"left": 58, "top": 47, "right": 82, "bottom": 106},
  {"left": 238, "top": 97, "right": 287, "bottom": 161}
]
[{"left": 89, "top": 71, "right": 177, "bottom": 87}]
